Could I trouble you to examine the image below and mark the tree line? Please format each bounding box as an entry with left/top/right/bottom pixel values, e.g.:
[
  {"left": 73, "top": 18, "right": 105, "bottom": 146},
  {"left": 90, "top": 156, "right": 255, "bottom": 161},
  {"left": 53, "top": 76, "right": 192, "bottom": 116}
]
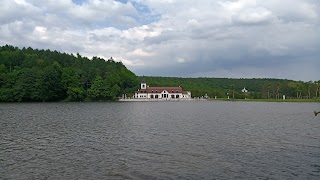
[
  {"left": 1, "top": 45, "right": 319, "bottom": 102},
  {"left": 0, "top": 45, "right": 139, "bottom": 102},
  {"left": 141, "top": 76, "right": 320, "bottom": 99}
]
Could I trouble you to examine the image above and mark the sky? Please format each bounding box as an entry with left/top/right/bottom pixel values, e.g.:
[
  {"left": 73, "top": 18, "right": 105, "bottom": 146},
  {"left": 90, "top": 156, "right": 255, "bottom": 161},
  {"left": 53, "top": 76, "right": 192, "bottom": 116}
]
[{"left": 0, "top": 0, "right": 319, "bottom": 81}]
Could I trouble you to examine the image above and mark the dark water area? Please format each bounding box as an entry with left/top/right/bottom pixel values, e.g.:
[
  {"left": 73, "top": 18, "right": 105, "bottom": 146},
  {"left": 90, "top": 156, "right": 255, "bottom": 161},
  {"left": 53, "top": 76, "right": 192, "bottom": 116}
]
[{"left": 1, "top": 101, "right": 320, "bottom": 179}]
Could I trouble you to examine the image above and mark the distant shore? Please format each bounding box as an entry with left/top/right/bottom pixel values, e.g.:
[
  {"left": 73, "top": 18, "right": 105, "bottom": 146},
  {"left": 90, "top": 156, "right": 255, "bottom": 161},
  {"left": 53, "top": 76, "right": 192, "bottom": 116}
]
[{"left": 209, "top": 98, "right": 320, "bottom": 103}]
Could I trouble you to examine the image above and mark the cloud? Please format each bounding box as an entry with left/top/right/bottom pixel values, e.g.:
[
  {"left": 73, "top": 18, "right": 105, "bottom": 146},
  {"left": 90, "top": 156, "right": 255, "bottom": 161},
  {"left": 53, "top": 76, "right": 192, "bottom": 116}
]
[
  {"left": 231, "top": 7, "right": 274, "bottom": 25},
  {"left": 0, "top": 0, "right": 319, "bottom": 81},
  {"left": 132, "top": 48, "right": 154, "bottom": 57}
]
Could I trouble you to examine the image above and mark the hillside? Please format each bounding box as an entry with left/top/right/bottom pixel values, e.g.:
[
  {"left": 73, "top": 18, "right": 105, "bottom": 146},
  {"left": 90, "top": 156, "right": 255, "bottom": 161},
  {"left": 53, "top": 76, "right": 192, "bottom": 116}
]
[
  {"left": 0, "top": 45, "right": 139, "bottom": 102},
  {"left": 1, "top": 45, "right": 319, "bottom": 102}
]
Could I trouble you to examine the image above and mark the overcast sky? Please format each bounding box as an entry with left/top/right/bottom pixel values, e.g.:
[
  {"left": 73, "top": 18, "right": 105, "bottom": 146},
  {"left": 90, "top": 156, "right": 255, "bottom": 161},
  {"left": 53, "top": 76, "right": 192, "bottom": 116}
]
[{"left": 1, "top": 0, "right": 319, "bottom": 81}]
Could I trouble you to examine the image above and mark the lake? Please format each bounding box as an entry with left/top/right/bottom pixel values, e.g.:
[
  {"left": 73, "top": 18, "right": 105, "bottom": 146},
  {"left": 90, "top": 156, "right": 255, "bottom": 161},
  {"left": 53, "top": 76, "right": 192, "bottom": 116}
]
[{"left": 1, "top": 101, "right": 320, "bottom": 179}]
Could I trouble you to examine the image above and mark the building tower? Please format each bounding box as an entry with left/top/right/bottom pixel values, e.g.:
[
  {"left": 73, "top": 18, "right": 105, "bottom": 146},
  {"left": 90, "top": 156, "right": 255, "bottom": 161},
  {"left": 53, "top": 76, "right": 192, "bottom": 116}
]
[{"left": 141, "top": 80, "right": 147, "bottom": 90}]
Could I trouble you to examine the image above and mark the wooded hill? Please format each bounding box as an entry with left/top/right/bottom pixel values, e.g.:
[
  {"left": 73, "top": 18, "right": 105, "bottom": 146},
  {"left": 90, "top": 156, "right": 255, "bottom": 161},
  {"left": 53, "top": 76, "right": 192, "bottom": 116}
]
[
  {"left": 0, "top": 45, "right": 319, "bottom": 102},
  {"left": 140, "top": 76, "right": 320, "bottom": 99},
  {"left": 0, "top": 45, "right": 138, "bottom": 102}
]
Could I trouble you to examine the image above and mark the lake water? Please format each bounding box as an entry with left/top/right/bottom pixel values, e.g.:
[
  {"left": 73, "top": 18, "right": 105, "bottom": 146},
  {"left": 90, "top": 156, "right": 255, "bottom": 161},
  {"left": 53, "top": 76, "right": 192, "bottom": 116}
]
[{"left": 1, "top": 101, "right": 320, "bottom": 179}]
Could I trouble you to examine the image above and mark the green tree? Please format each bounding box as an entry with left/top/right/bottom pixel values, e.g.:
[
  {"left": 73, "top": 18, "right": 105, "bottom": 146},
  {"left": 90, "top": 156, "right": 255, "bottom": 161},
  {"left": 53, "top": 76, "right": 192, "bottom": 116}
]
[
  {"left": 316, "top": 81, "right": 320, "bottom": 98},
  {"left": 11, "top": 68, "right": 42, "bottom": 101},
  {"left": 0, "top": 64, "right": 12, "bottom": 101},
  {"left": 62, "top": 67, "right": 85, "bottom": 101},
  {"left": 110, "top": 84, "right": 120, "bottom": 100},
  {"left": 267, "top": 83, "right": 271, "bottom": 99},
  {"left": 0, "top": 64, "right": 7, "bottom": 87},
  {"left": 306, "top": 81, "right": 313, "bottom": 99},
  {"left": 88, "top": 76, "right": 110, "bottom": 100},
  {"left": 230, "top": 84, "right": 235, "bottom": 99},
  {"left": 38, "top": 62, "right": 65, "bottom": 101},
  {"left": 276, "top": 82, "right": 281, "bottom": 99}
]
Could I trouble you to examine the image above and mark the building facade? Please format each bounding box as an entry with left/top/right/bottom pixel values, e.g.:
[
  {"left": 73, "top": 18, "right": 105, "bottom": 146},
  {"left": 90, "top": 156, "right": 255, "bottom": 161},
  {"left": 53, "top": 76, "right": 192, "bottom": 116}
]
[{"left": 134, "top": 81, "right": 191, "bottom": 100}]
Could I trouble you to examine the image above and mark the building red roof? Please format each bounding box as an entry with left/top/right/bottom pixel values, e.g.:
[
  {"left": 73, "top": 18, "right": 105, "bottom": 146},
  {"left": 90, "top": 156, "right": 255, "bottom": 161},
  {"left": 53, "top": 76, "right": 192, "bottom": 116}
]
[{"left": 138, "top": 86, "right": 184, "bottom": 93}]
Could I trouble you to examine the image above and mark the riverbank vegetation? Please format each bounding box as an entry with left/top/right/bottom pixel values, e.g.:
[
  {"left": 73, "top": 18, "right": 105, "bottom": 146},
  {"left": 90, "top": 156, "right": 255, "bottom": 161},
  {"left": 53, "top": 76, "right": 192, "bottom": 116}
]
[
  {"left": 0, "top": 45, "right": 138, "bottom": 102},
  {"left": 141, "top": 76, "right": 320, "bottom": 101},
  {"left": 211, "top": 98, "right": 320, "bottom": 103},
  {"left": 1, "top": 45, "right": 319, "bottom": 102}
]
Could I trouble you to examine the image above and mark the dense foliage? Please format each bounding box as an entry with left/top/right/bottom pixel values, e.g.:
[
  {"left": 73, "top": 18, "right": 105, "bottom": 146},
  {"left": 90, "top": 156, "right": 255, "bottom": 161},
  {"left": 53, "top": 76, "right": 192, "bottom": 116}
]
[
  {"left": 1, "top": 45, "right": 318, "bottom": 102},
  {"left": 0, "top": 45, "right": 139, "bottom": 102},
  {"left": 141, "top": 76, "right": 320, "bottom": 99}
]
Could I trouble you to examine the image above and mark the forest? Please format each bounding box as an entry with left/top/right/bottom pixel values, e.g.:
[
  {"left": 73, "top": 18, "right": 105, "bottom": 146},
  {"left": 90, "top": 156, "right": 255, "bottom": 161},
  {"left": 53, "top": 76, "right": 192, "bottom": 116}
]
[
  {"left": 0, "top": 45, "right": 319, "bottom": 102},
  {"left": 140, "top": 76, "right": 320, "bottom": 100},
  {"left": 0, "top": 45, "right": 139, "bottom": 102}
]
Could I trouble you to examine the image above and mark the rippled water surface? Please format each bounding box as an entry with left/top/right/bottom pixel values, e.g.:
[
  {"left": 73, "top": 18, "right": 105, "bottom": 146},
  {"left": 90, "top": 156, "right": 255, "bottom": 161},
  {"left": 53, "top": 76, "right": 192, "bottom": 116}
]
[{"left": 1, "top": 101, "right": 320, "bottom": 179}]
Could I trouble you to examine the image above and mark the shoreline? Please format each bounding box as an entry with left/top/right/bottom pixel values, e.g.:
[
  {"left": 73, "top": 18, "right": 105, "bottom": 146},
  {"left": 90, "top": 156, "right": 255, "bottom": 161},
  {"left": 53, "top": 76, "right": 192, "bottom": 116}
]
[
  {"left": 0, "top": 98, "right": 319, "bottom": 103},
  {"left": 209, "top": 98, "right": 320, "bottom": 103},
  {"left": 118, "top": 98, "right": 207, "bottom": 102}
]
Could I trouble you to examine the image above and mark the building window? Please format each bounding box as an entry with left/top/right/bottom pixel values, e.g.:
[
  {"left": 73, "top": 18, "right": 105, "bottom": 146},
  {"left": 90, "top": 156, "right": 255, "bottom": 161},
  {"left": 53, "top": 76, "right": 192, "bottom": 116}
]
[
  {"left": 176, "top": 90, "right": 178, "bottom": 93},
  {"left": 155, "top": 95, "right": 158, "bottom": 98},
  {"left": 171, "top": 95, "right": 175, "bottom": 98},
  {"left": 151, "top": 95, "right": 154, "bottom": 98},
  {"left": 176, "top": 95, "right": 179, "bottom": 98}
]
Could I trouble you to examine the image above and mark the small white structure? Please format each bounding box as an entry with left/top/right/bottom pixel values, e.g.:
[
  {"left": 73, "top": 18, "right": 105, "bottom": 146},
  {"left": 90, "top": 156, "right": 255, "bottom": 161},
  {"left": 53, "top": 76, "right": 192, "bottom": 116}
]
[
  {"left": 241, "top": 87, "right": 248, "bottom": 93},
  {"left": 134, "top": 81, "right": 191, "bottom": 100}
]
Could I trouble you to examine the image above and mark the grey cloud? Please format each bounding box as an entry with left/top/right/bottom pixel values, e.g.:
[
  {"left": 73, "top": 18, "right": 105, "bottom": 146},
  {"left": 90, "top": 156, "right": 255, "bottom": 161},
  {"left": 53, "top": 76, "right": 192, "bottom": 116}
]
[
  {"left": 231, "top": 10, "right": 274, "bottom": 25},
  {"left": 261, "top": 0, "right": 320, "bottom": 23},
  {"left": 0, "top": 1, "right": 42, "bottom": 24},
  {"left": 0, "top": 0, "right": 319, "bottom": 81}
]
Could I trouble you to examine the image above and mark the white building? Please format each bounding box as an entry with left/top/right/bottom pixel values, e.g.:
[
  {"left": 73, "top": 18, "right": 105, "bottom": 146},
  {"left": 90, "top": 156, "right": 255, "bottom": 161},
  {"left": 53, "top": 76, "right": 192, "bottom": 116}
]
[
  {"left": 134, "top": 81, "right": 191, "bottom": 100},
  {"left": 241, "top": 87, "right": 248, "bottom": 93}
]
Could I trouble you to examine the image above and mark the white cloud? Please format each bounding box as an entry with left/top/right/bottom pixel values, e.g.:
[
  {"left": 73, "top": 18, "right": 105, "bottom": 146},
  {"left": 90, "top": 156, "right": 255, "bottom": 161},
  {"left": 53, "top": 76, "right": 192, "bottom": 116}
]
[
  {"left": 231, "top": 7, "right": 273, "bottom": 24},
  {"left": 177, "top": 57, "right": 186, "bottom": 63},
  {"left": 132, "top": 48, "right": 154, "bottom": 57},
  {"left": 33, "top": 26, "right": 48, "bottom": 40},
  {"left": 68, "top": 0, "right": 138, "bottom": 22}
]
